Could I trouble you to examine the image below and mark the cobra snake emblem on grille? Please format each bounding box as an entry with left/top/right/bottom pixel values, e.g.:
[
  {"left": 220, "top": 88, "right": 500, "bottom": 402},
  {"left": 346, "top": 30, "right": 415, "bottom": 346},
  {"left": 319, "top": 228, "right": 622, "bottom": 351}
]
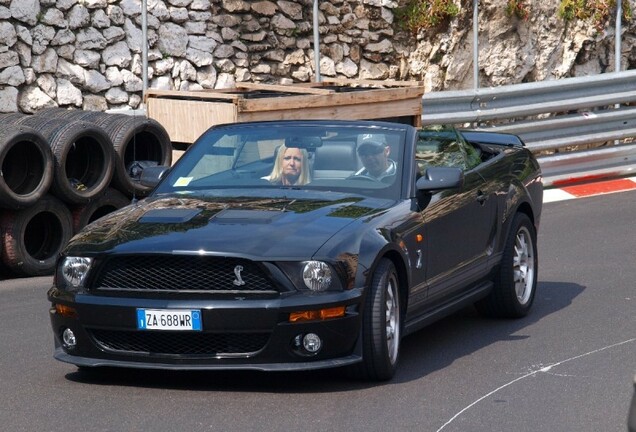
[{"left": 233, "top": 265, "right": 245, "bottom": 286}]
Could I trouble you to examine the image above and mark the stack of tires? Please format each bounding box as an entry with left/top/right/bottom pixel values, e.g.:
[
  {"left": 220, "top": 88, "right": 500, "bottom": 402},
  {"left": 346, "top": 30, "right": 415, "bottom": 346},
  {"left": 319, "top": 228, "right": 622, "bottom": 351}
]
[{"left": 0, "top": 110, "right": 172, "bottom": 278}]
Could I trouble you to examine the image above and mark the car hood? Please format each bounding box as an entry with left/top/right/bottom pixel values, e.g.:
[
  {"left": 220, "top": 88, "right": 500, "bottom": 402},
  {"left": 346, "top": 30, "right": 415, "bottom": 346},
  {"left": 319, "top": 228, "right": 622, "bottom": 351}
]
[{"left": 66, "top": 193, "right": 393, "bottom": 259}]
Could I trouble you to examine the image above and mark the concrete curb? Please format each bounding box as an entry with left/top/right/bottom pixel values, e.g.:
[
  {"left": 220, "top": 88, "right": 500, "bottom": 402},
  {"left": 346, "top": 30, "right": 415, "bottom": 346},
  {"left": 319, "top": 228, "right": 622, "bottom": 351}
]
[{"left": 543, "top": 176, "right": 636, "bottom": 203}]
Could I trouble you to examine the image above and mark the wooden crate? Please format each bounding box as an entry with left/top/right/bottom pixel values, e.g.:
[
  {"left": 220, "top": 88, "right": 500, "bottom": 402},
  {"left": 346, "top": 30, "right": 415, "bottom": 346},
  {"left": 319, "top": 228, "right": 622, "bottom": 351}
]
[{"left": 145, "top": 79, "right": 425, "bottom": 144}]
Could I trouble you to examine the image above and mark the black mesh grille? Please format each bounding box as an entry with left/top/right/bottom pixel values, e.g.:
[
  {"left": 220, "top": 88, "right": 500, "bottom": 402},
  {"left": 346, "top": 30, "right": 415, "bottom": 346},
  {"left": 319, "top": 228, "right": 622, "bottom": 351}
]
[
  {"left": 89, "top": 329, "right": 270, "bottom": 356},
  {"left": 93, "top": 255, "right": 276, "bottom": 293}
]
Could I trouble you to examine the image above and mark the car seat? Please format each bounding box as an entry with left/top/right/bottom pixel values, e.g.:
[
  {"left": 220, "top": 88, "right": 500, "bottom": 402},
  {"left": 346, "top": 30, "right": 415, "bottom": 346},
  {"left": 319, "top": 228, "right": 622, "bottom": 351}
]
[{"left": 313, "top": 140, "right": 360, "bottom": 179}]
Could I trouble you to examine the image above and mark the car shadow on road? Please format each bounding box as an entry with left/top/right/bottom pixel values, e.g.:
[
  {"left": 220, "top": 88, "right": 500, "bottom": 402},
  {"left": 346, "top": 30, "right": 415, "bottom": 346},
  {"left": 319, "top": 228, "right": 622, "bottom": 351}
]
[
  {"left": 393, "top": 281, "right": 584, "bottom": 384},
  {"left": 64, "top": 281, "right": 584, "bottom": 392}
]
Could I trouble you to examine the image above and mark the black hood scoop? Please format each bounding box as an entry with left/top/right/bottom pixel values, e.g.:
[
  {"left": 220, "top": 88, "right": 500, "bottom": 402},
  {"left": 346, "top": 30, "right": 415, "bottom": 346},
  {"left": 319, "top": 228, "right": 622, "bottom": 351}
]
[
  {"left": 211, "top": 209, "right": 283, "bottom": 224},
  {"left": 139, "top": 208, "right": 202, "bottom": 223}
]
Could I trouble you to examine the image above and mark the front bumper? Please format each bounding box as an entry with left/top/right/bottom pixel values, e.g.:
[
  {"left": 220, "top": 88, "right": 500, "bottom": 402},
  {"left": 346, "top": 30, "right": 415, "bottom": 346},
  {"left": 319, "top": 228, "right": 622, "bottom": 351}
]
[
  {"left": 48, "top": 287, "right": 363, "bottom": 371},
  {"left": 53, "top": 347, "right": 361, "bottom": 371}
]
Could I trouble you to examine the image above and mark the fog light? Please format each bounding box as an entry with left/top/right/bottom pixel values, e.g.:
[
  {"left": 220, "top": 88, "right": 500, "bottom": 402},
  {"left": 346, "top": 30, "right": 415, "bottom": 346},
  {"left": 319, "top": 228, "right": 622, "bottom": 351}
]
[
  {"left": 62, "top": 328, "right": 77, "bottom": 349},
  {"left": 303, "top": 333, "right": 322, "bottom": 353}
]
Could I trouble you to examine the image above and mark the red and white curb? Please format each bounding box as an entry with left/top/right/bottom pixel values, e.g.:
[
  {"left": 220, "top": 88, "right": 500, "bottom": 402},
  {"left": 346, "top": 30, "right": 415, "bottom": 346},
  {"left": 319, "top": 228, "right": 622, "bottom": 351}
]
[{"left": 543, "top": 176, "right": 636, "bottom": 203}]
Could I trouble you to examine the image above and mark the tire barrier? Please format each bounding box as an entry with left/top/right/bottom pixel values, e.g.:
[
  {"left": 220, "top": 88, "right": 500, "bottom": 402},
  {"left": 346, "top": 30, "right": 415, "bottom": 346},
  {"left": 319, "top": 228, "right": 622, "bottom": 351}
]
[
  {"left": 0, "top": 109, "right": 172, "bottom": 278},
  {"left": 36, "top": 110, "right": 173, "bottom": 198},
  {"left": 14, "top": 116, "right": 115, "bottom": 205},
  {"left": 16, "top": 116, "right": 114, "bottom": 204},
  {"left": 0, "top": 125, "right": 54, "bottom": 210},
  {"left": 34, "top": 107, "right": 105, "bottom": 123},
  {"left": 0, "top": 112, "right": 27, "bottom": 123},
  {"left": 112, "top": 117, "right": 172, "bottom": 198},
  {"left": 0, "top": 194, "right": 73, "bottom": 276},
  {"left": 71, "top": 187, "right": 130, "bottom": 234}
]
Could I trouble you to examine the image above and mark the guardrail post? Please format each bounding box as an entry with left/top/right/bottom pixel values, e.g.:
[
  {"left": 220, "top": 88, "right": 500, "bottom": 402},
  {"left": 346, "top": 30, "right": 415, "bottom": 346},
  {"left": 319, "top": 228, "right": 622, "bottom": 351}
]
[
  {"left": 616, "top": 1, "right": 622, "bottom": 73},
  {"left": 142, "top": 0, "right": 148, "bottom": 106},
  {"left": 313, "top": 0, "right": 322, "bottom": 82},
  {"left": 473, "top": 0, "right": 479, "bottom": 90}
]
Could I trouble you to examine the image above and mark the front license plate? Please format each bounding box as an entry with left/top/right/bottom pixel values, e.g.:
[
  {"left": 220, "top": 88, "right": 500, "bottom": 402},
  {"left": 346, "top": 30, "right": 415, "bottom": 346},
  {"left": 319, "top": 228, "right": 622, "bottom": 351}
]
[{"left": 137, "top": 309, "right": 202, "bottom": 331}]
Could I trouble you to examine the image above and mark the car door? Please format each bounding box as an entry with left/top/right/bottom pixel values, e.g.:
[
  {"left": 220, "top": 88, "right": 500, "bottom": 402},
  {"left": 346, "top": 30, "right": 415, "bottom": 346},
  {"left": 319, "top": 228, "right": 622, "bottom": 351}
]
[{"left": 415, "top": 127, "right": 498, "bottom": 308}]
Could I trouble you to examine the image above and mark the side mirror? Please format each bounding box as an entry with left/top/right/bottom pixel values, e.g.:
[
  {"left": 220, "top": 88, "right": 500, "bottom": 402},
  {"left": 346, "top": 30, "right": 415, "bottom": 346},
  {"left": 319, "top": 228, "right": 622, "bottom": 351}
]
[
  {"left": 416, "top": 167, "right": 464, "bottom": 191},
  {"left": 140, "top": 166, "right": 170, "bottom": 188}
]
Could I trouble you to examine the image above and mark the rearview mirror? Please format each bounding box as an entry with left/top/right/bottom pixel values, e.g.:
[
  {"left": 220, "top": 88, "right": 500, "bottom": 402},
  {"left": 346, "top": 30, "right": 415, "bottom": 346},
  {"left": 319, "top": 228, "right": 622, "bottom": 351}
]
[{"left": 286, "top": 136, "right": 322, "bottom": 149}]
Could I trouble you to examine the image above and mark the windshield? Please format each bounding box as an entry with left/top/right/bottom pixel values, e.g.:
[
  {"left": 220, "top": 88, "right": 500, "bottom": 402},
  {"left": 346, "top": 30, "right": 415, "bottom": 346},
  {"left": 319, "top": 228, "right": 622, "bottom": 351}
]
[{"left": 154, "top": 122, "right": 407, "bottom": 199}]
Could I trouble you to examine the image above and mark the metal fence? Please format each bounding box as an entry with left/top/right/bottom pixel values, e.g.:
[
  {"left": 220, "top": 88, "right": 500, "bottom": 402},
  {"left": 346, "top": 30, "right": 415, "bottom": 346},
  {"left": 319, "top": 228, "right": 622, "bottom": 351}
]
[{"left": 422, "top": 70, "right": 636, "bottom": 186}]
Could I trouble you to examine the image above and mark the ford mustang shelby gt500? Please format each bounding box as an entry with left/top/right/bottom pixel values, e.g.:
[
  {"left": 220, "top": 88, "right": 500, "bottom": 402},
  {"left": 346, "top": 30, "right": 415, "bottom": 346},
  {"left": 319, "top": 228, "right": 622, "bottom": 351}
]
[{"left": 48, "top": 119, "right": 542, "bottom": 380}]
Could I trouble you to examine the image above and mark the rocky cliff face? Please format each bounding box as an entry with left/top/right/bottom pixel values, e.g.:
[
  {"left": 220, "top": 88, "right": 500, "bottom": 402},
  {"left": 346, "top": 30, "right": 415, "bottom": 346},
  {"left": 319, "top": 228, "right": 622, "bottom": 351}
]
[
  {"left": 404, "top": 0, "right": 636, "bottom": 91},
  {"left": 0, "top": 0, "right": 633, "bottom": 113}
]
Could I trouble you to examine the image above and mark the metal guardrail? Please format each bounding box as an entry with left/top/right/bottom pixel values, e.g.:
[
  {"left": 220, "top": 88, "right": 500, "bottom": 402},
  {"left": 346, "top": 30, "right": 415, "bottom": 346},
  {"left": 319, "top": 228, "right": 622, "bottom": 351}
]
[
  {"left": 422, "top": 70, "right": 636, "bottom": 186},
  {"left": 538, "top": 143, "right": 636, "bottom": 186},
  {"left": 422, "top": 71, "right": 636, "bottom": 123},
  {"left": 486, "top": 108, "right": 636, "bottom": 152}
]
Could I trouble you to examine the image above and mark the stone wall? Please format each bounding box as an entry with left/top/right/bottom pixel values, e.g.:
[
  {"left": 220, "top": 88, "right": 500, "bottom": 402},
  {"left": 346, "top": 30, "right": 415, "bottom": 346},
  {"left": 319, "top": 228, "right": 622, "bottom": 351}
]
[{"left": 1, "top": 0, "right": 634, "bottom": 114}]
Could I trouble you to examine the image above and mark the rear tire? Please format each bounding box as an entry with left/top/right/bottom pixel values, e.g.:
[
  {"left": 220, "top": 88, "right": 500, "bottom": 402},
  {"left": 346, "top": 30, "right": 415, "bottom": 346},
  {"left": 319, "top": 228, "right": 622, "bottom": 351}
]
[
  {"left": 357, "top": 258, "right": 401, "bottom": 381},
  {"left": 476, "top": 213, "right": 538, "bottom": 318}
]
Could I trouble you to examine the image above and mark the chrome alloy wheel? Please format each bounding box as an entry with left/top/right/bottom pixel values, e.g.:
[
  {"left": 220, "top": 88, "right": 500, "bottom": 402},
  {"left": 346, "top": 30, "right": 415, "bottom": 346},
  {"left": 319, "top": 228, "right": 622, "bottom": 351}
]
[
  {"left": 385, "top": 274, "right": 400, "bottom": 365},
  {"left": 360, "top": 258, "right": 402, "bottom": 380},
  {"left": 514, "top": 225, "right": 535, "bottom": 305}
]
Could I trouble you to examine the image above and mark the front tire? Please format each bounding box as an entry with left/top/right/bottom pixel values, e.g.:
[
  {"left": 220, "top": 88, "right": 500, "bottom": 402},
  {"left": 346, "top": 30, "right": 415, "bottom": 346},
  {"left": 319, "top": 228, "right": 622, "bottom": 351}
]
[
  {"left": 476, "top": 212, "right": 537, "bottom": 318},
  {"left": 358, "top": 258, "right": 401, "bottom": 381}
]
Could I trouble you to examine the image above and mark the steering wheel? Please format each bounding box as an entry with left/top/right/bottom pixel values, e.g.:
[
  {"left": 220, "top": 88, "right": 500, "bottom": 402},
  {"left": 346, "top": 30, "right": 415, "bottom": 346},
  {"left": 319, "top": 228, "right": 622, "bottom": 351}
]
[{"left": 350, "top": 174, "right": 380, "bottom": 182}]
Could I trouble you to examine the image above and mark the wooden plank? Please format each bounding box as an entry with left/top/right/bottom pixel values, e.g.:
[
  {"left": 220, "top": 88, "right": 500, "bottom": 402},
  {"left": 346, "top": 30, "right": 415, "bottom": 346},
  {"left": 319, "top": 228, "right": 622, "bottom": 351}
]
[
  {"left": 412, "top": 113, "right": 422, "bottom": 128},
  {"left": 320, "top": 78, "right": 425, "bottom": 88},
  {"left": 235, "top": 82, "right": 335, "bottom": 95},
  {"left": 147, "top": 98, "right": 237, "bottom": 143},
  {"left": 237, "top": 87, "right": 424, "bottom": 112},
  {"left": 237, "top": 98, "right": 421, "bottom": 124},
  {"left": 145, "top": 88, "right": 241, "bottom": 102}
]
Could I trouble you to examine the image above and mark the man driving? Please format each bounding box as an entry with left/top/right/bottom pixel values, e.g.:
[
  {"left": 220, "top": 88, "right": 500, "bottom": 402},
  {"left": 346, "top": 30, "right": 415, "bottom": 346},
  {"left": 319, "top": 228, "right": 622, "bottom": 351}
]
[{"left": 354, "top": 139, "right": 396, "bottom": 181}]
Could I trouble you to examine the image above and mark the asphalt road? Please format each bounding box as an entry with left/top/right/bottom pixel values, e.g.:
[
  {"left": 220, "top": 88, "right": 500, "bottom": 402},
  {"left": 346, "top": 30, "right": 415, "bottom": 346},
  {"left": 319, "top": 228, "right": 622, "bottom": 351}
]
[{"left": 0, "top": 190, "right": 634, "bottom": 432}]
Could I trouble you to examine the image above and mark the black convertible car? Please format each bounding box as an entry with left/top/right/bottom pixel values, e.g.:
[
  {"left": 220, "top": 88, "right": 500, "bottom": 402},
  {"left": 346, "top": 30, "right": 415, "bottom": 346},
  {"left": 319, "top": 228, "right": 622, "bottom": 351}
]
[{"left": 48, "top": 119, "right": 542, "bottom": 380}]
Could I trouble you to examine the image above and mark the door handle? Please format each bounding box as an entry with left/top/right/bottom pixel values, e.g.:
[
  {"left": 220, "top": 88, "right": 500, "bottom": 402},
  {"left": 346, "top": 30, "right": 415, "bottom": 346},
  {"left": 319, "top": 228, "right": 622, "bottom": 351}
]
[{"left": 476, "top": 191, "right": 488, "bottom": 204}]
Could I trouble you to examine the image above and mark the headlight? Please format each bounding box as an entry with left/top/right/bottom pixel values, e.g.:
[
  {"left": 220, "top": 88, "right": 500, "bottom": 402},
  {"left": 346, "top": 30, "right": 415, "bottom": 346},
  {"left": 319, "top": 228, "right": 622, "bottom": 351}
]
[
  {"left": 276, "top": 261, "right": 346, "bottom": 292},
  {"left": 302, "top": 261, "right": 332, "bottom": 292},
  {"left": 60, "top": 257, "right": 93, "bottom": 289}
]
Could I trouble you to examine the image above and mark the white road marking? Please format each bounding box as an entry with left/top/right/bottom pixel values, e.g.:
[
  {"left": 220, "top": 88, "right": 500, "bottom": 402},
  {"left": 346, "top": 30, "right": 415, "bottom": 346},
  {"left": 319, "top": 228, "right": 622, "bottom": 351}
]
[
  {"left": 543, "top": 188, "right": 576, "bottom": 203},
  {"left": 435, "top": 338, "right": 636, "bottom": 432}
]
